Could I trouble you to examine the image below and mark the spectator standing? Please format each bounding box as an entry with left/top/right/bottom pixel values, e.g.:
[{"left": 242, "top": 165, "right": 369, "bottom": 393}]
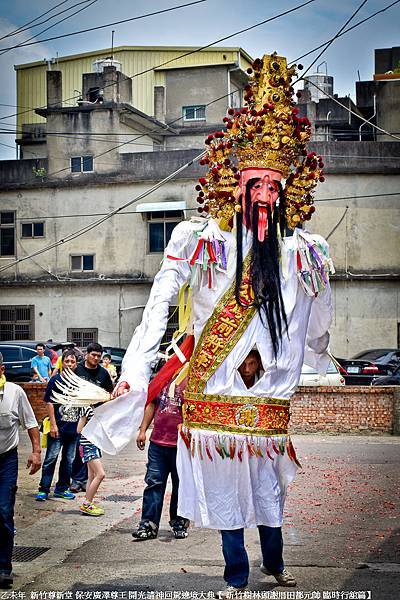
[
  {"left": 31, "top": 343, "right": 52, "bottom": 383},
  {"left": 0, "top": 352, "right": 41, "bottom": 589},
  {"left": 102, "top": 354, "right": 117, "bottom": 383},
  {"left": 133, "top": 383, "right": 189, "bottom": 540},
  {"left": 35, "top": 349, "right": 80, "bottom": 501},
  {"left": 77, "top": 406, "right": 106, "bottom": 516},
  {"left": 70, "top": 343, "right": 113, "bottom": 494}
]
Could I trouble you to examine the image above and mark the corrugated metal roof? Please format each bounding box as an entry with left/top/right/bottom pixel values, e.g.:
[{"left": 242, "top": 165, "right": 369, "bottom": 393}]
[{"left": 15, "top": 45, "right": 253, "bottom": 69}]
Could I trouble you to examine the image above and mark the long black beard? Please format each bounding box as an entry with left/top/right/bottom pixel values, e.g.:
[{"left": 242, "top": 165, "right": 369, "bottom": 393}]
[{"left": 235, "top": 180, "right": 288, "bottom": 358}]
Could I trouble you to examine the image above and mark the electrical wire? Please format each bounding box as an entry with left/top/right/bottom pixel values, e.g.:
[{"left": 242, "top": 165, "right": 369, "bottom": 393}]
[
  {"left": 290, "top": 0, "right": 400, "bottom": 64},
  {"left": 0, "top": 150, "right": 206, "bottom": 273},
  {"left": 294, "top": 0, "right": 369, "bottom": 83},
  {"left": 10, "top": 192, "right": 400, "bottom": 223},
  {"left": 304, "top": 77, "right": 400, "bottom": 142},
  {"left": 0, "top": 0, "right": 317, "bottom": 123},
  {"left": 0, "top": 0, "right": 72, "bottom": 42},
  {"left": 0, "top": 0, "right": 95, "bottom": 41},
  {"left": 0, "top": 0, "right": 207, "bottom": 52},
  {"left": 0, "top": 0, "right": 100, "bottom": 58}
]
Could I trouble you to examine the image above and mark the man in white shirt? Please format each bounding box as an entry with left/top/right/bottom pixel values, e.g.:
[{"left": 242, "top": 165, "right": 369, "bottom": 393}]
[{"left": 0, "top": 352, "right": 41, "bottom": 589}]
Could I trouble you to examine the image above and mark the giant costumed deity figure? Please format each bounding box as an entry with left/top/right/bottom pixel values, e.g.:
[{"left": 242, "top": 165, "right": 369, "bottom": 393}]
[{"left": 82, "top": 53, "right": 334, "bottom": 592}]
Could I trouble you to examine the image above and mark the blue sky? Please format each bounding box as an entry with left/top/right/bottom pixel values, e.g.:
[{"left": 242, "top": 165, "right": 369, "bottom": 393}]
[{"left": 0, "top": 0, "right": 399, "bottom": 159}]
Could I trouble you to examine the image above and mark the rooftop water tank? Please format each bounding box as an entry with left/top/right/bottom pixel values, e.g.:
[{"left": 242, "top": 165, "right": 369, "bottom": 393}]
[
  {"left": 304, "top": 74, "right": 334, "bottom": 102},
  {"left": 92, "top": 58, "right": 122, "bottom": 73}
]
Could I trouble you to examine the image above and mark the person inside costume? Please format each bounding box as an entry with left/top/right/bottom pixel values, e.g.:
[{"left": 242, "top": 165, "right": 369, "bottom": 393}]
[{"left": 81, "top": 53, "right": 334, "bottom": 593}]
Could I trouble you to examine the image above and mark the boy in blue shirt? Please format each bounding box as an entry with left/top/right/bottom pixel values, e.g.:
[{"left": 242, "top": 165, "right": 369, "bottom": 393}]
[{"left": 31, "top": 343, "right": 52, "bottom": 383}]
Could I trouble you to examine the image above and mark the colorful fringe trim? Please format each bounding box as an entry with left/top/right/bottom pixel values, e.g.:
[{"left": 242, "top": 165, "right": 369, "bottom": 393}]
[
  {"left": 295, "top": 230, "right": 334, "bottom": 297},
  {"left": 179, "top": 426, "right": 301, "bottom": 468}
]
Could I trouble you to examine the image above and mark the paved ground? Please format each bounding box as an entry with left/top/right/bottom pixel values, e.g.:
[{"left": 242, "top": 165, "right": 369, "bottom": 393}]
[{"left": 6, "top": 434, "right": 400, "bottom": 600}]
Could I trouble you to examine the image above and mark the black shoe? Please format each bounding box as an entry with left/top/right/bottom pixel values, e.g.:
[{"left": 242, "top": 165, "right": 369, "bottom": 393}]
[
  {"left": 132, "top": 520, "right": 158, "bottom": 540},
  {"left": 169, "top": 517, "right": 190, "bottom": 539},
  {"left": 0, "top": 572, "right": 13, "bottom": 589},
  {"left": 70, "top": 483, "right": 86, "bottom": 493}
]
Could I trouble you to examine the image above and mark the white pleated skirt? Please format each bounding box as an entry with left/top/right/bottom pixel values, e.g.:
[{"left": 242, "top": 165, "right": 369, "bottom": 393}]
[{"left": 176, "top": 429, "right": 298, "bottom": 530}]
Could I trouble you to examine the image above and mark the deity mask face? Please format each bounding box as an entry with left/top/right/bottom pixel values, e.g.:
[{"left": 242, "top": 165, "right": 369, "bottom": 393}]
[{"left": 240, "top": 168, "right": 283, "bottom": 241}]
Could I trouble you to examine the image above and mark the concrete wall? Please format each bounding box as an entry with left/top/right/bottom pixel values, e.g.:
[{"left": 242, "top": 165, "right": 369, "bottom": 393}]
[
  {"left": 1, "top": 281, "right": 154, "bottom": 349},
  {"left": 329, "top": 280, "right": 400, "bottom": 358},
  {"left": 0, "top": 179, "right": 196, "bottom": 281},
  {"left": 1, "top": 143, "right": 399, "bottom": 356},
  {"left": 45, "top": 109, "right": 155, "bottom": 178},
  {"left": 165, "top": 65, "right": 229, "bottom": 127}
]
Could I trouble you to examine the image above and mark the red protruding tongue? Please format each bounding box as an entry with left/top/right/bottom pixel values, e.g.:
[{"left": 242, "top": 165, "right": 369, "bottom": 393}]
[{"left": 258, "top": 206, "right": 268, "bottom": 242}]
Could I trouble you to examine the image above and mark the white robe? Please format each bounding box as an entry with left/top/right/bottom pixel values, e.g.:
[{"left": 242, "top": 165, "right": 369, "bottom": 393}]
[{"left": 84, "top": 218, "right": 333, "bottom": 528}]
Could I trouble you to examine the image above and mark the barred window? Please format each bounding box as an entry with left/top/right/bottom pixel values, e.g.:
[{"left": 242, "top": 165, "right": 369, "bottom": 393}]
[
  {"left": 0, "top": 305, "right": 34, "bottom": 340},
  {"left": 0, "top": 211, "right": 15, "bottom": 257},
  {"left": 67, "top": 328, "right": 98, "bottom": 348}
]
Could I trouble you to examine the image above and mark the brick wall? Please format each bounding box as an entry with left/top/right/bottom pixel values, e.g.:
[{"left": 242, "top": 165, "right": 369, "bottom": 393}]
[
  {"left": 290, "top": 386, "right": 399, "bottom": 434},
  {"left": 20, "top": 383, "right": 48, "bottom": 422},
  {"left": 21, "top": 382, "right": 400, "bottom": 435}
]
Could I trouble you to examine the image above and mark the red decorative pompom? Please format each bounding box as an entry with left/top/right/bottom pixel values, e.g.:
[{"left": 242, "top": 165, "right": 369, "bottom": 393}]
[
  {"left": 199, "top": 177, "right": 207, "bottom": 185},
  {"left": 309, "top": 206, "right": 316, "bottom": 213},
  {"left": 319, "top": 176, "right": 325, "bottom": 182},
  {"left": 297, "top": 63, "right": 304, "bottom": 70},
  {"left": 247, "top": 68, "right": 253, "bottom": 74},
  {"left": 296, "top": 91, "right": 302, "bottom": 98},
  {"left": 195, "top": 185, "right": 202, "bottom": 191},
  {"left": 197, "top": 197, "right": 204, "bottom": 204},
  {"left": 228, "top": 108, "right": 235, "bottom": 115},
  {"left": 224, "top": 158, "right": 231, "bottom": 166}
]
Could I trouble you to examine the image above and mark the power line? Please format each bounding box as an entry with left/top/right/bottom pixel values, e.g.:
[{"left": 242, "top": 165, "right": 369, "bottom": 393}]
[
  {"left": 0, "top": 0, "right": 317, "bottom": 123},
  {"left": 295, "top": 0, "right": 368, "bottom": 82},
  {"left": 0, "top": 0, "right": 207, "bottom": 53},
  {"left": 291, "top": 0, "right": 400, "bottom": 64},
  {"left": 10, "top": 192, "right": 400, "bottom": 223},
  {"left": 0, "top": 0, "right": 99, "bottom": 58},
  {"left": 304, "top": 77, "right": 400, "bottom": 142},
  {"left": 0, "top": 0, "right": 72, "bottom": 42},
  {"left": 0, "top": 0, "right": 94, "bottom": 40},
  {"left": 0, "top": 150, "right": 206, "bottom": 273}
]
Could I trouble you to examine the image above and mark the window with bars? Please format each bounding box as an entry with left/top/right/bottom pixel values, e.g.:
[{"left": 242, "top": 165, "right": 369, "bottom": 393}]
[
  {"left": 147, "top": 211, "right": 183, "bottom": 253},
  {"left": 70, "top": 254, "right": 95, "bottom": 271},
  {"left": 0, "top": 211, "right": 16, "bottom": 257},
  {"left": 182, "top": 105, "right": 206, "bottom": 121},
  {"left": 67, "top": 328, "right": 98, "bottom": 348},
  {"left": 21, "top": 222, "right": 45, "bottom": 238},
  {"left": 70, "top": 155, "right": 94, "bottom": 173},
  {"left": 0, "top": 305, "right": 34, "bottom": 340}
]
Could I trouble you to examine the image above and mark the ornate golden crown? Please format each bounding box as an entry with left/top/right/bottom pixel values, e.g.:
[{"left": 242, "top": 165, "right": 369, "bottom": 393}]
[{"left": 195, "top": 53, "right": 325, "bottom": 229}]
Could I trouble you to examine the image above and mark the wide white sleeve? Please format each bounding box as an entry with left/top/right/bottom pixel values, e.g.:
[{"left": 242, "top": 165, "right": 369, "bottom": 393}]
[
  {"left": 303, "top": 284, "right": 333, "bottom": 374},
  {"left": 83, "top": 220, "right": 194, "bottom": 454},
  {"left": 120, "top": 220, "right": 194, "bottom": 391}
]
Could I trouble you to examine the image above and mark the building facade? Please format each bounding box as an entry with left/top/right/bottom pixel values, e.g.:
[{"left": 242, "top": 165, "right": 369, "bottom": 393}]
[{"left": 0, "top": 46, "right": 399, "bottom": 359}]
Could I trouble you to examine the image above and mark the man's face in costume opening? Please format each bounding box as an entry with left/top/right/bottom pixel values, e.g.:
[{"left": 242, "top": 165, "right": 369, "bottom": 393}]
[{"left": 240, "top": 168, "right": 283, "bottom": 241}]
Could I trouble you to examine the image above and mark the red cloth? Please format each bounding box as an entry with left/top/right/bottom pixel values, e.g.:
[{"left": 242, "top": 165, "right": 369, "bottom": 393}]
[{"left": 146, "top": 335, "right": 194, "bottom": 407}]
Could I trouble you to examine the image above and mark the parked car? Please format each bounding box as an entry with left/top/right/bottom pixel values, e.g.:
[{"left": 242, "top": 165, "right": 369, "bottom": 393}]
[
  {"left": 371, "top": 365, "right": 400, "bottom": 386},
  {"left": 352, "top": 348, "right": 400, "bottom": 369},
  {"left": 0, "top": 341, "right": 56, "bottom": 382},
  {"left": 101, "top": 346, "right": 126, "bottom": 376},
  {"left": 297, "top": 359, "right": 345, "bottom": 386},
  {"left": 335, "top": 352, "right": 396, "bottom": 386}
]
